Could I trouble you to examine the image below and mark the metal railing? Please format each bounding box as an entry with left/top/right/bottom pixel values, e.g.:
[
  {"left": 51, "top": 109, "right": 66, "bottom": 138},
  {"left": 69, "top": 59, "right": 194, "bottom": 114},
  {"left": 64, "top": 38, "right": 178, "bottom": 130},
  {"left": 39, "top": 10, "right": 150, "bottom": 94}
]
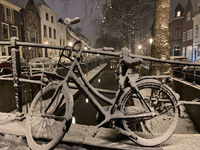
[{"left": 1, "top": 37, "right": 200, "bottom": 112}]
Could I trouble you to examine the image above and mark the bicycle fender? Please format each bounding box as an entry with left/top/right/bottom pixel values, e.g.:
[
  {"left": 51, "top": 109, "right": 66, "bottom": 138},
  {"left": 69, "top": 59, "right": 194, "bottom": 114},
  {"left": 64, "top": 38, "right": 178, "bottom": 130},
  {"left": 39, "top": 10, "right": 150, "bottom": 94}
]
[{"left": 62, "top": 82, "right": 74, "bottom": 121}]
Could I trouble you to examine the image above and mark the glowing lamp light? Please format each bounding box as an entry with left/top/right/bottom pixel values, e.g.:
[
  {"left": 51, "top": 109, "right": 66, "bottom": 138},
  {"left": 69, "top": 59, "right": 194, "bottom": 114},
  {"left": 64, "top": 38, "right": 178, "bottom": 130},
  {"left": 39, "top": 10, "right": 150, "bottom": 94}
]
[
  {"left": 84, "top": 47, "right": 88, "bottom": 50},
  {"left": 86, "top": 98, "right": 89, "bottom": 103},
  {"left": 138, "top": 45, "right": 142, "bottom": 49},
  {"left": 72, "top": 117, "right": 75, "bottom": 124},
  {"left": 44, "top": 40, "right": 47, "bottom": 44},
  {"left": 149, "top": 38, "right": 153, "bottom": 44},
  {"left": 69, "top": 42, "right": 73, "bottom": 47},
  {"left": 98, "top": 79, "right": 100, "bottom": 83}
]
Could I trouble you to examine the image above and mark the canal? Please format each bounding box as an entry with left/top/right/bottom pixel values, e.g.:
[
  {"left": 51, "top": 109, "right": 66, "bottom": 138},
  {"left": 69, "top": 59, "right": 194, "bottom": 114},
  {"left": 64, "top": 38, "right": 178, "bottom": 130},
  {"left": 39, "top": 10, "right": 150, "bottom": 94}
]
[{"left": 73, "top": 64, "right": 118, "bottom": 126}]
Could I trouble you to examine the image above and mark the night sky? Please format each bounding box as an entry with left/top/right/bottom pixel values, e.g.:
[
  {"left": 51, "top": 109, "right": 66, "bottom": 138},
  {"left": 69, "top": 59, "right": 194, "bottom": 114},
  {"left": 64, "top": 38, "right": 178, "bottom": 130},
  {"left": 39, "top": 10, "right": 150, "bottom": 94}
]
[{"left": 45, "top": 0, "right": 188, "bottom": 47}]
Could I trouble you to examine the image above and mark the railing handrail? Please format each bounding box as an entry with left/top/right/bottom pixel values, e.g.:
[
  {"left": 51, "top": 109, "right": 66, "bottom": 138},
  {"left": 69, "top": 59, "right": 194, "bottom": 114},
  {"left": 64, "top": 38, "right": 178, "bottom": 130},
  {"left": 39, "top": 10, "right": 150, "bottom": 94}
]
[{"left": 0, "top": 40, "right": 200, "bottom": 67}]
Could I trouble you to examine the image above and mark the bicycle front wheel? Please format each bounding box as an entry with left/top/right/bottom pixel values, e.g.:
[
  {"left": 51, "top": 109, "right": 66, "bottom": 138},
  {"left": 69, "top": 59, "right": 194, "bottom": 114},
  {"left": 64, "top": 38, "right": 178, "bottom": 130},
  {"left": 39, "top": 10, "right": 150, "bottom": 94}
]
[
  {"left": 120, "top": 79, "right": 179, "bottom": 146},
  {"left": 26, "top": 82, "right": 73, "bottom": 150}
]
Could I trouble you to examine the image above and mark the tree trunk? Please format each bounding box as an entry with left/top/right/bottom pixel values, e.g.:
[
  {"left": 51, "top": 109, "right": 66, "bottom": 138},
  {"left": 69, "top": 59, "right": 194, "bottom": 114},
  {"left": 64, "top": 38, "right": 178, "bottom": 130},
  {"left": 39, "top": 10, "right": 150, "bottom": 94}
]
[{"left": 151, "top": 0, "right": 171, "bottom": 76}]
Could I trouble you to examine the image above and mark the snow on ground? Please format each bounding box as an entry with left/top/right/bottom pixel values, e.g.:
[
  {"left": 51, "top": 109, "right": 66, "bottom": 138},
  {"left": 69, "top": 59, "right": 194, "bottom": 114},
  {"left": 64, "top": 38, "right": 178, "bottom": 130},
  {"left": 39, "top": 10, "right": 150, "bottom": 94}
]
[{"left": 0, "top": 134, "right": 87, "bottom": 150}]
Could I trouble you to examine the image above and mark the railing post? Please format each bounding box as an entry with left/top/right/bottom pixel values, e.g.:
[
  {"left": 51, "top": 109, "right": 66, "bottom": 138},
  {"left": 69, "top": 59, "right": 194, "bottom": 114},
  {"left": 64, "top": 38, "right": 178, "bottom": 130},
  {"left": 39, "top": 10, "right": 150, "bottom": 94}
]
[{"left": 11, "top": 37, "right": 22, "bottom": 113}]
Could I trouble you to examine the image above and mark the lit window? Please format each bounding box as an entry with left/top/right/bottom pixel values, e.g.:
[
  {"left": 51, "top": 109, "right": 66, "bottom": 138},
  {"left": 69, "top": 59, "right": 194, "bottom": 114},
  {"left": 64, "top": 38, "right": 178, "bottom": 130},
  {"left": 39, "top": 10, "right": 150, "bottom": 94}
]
[
  {"left": 187, "top": 29, "right": 193, "bottom": 41},
  {"left": 177, "top": 11, "right": 181, "bottom": 17},
  {"left": 2, "top": 23, "right": 9, "bottom": 39},
  {"left": 1, "top": 46, "right": 6, "bottom": 56}
]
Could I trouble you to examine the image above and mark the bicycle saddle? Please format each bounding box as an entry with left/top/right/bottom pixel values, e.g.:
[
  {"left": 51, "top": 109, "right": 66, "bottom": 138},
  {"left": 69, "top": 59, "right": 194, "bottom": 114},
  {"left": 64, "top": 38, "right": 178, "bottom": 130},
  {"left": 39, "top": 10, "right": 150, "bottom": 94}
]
[{"left": 121, "top": 47, "right": 143, "bottom": 68}]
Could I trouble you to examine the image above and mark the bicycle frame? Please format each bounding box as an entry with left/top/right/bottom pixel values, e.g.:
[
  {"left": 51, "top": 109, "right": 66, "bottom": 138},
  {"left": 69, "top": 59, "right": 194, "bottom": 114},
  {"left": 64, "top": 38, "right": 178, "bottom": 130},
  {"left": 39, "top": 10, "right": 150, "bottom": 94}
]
[{"left": 44, "top": 41, "right": 156, "bottom": 133}]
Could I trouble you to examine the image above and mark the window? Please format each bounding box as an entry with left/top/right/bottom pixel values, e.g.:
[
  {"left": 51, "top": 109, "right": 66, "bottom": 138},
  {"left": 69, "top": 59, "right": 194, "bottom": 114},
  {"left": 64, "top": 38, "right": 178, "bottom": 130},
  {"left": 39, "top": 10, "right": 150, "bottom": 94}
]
[
  {"left": 174, "top": 26, "right": 181, "bottom": 39},
  {"left": 12, "top": 26, "right": 18, "bottom": 37},
  {"left": 31, "top": 26, "right": 36, "bottom": 42},
  {"left": 60, "top": 38, "right": 62, "bottom": 46},
  {"left": 187, "top": 29, "right": 193, "bottom": 41},
  {"left": 198, "top": 44, "right": 200, "bottom": 56},
  {"left": 51, "top": 16, "right": 54, "bottom": 23},
  {"left": 182, "top": 47, "right": 185, "bottom": 56},
  {"left": 174, "top": 45, "right": 180, "bottom": 56},
  {"left": 1, "top": 46, "right": 6, "bottom": 56},
  {"left": 177, "top": 11, "right": 181, "bottom": 17},
  {"left": 4, "top": 7, "right": 14, "bottom": 24},
  {"left": 53, "top": 29, "right": 56, "bottom": 39},
  {"left": 63, "top": 39, "right": 65, "bottom": 46},
  {"left": 196, "top": 24, "right": 199, "bottom": 38},
  {"left": 187, "top": 11, "right": 190, "bottom": 21},
  {"left": 2, "top": 23, "right": 9, "bottom": 39},
  {"left": 46, "top": 13, "right": 49, "bottom": 21},
  {"left": 61, "top": 28, "right": 63, "bottom": 35},
  {"left": 183, "top": 32, "right": 186, "bottom": 42},
  {"left": 186, "top": 46, "right": 192, "bottom": 60},
  {"left": 44, "top": 25, "right": 47, "bottom": 37},
  {"left": 49, "top": 27, "right": 52, "bottom": 38}
]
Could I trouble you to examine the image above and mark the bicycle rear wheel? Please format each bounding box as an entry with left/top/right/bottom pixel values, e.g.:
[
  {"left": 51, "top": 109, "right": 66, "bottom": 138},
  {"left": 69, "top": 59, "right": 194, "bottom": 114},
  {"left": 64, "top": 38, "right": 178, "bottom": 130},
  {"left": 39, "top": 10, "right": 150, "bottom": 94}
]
[
  {"left": 26, "top": 82, "right": 73, "bottom": 150},
  {"left": 120, "top": 79, "right": 179, "bottom": 146}
]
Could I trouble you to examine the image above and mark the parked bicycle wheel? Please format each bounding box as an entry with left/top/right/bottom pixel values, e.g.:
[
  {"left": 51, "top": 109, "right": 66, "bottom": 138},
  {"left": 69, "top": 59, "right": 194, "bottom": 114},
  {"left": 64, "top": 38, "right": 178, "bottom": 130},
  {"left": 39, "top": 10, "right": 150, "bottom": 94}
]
[
  {"left": 26, "top": 82, "right": 73, "bottom": 150},
  {"left": 120, "top": 79, "right": 179, "bottom": 146}
]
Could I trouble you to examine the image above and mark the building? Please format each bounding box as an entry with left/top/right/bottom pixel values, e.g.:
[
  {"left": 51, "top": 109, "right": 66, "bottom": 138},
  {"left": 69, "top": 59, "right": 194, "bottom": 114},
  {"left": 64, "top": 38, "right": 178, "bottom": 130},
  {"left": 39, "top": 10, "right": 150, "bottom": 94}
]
[
  {"left": 57, "top": 18, "right": 67, "bottom": 56},
  {"left": 38, "top": 0, "right": 58, "bottom": 58},
  {"left": 0, "top": 0, "right": 22, "bottom": 57},
  {"left": 192, "top": 0, "right": 200, "bottom": 61},
  {"left": 182, "top": 0, "right": 195, "bottom": 62},
  {"left": 6, "top": 0, "right": 42, "bottom": 60},
  {"left": 169, "top": 2, "right": 185, "bottom": 56}
]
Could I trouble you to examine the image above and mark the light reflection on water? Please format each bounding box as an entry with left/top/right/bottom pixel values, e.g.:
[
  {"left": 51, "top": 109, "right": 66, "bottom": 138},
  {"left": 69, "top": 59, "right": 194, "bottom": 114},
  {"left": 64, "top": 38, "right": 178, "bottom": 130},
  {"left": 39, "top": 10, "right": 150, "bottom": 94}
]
[{"left": 73, "top": 64, "right": 118, "bottom": 125}]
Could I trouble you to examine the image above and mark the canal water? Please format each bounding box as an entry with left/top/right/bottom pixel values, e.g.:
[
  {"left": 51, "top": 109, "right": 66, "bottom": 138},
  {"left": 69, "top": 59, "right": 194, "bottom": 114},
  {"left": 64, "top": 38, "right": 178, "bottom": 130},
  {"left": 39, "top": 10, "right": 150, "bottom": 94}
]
[{"left": 73, "top": 64, "right": 118, "bottom": 126}]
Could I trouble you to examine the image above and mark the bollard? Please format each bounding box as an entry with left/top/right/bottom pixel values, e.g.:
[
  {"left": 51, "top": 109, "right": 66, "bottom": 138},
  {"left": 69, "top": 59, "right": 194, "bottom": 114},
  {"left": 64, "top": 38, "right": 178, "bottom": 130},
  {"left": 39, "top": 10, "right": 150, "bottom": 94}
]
[{"left": 11, "top": 37, "right": 22, "bottom": 113}]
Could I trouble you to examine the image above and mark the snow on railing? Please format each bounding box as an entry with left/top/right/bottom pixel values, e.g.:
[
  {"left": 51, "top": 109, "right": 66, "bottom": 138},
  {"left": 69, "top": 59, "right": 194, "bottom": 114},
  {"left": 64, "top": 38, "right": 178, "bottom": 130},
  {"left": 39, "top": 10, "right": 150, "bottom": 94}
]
[{"left": 1, "top": 37, "right": 200, "bottom": 112}]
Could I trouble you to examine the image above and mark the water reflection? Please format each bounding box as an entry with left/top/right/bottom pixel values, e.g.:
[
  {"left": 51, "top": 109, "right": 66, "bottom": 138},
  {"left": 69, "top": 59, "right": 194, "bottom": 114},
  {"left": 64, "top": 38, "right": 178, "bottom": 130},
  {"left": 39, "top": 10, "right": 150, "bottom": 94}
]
[{"left": 73, "top": 64, "right": 118, "bottom": 125}]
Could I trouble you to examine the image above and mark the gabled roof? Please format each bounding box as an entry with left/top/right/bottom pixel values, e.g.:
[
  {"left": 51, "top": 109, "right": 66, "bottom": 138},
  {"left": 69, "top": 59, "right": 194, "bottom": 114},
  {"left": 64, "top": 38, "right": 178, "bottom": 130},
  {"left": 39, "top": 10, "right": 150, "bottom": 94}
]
[
  {"left": 170, "top": 0, "right": 188, "bottom": 19},
  {"left": 5, "top": 0, "right": 28, "bottom": 9},
  {"left": 191, "top": 0, "right": 200, "bottom": 12},
  {"left": 5, "top": 0, "right": 51, "bottom": 13}
]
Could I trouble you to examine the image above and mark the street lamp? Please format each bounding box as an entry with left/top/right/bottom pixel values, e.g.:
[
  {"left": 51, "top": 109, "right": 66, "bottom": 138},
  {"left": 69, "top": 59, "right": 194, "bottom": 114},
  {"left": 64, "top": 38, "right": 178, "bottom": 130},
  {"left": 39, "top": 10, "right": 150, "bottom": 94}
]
[{"left": 138, "top": 45, "right": 142, "bottom": 49}]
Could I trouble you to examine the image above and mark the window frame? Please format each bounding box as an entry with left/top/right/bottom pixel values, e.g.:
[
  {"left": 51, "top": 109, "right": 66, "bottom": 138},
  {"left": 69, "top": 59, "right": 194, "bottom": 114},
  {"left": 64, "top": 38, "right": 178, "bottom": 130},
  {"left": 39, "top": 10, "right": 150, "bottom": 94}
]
[
  {"left": 53, "top": 29, "right": 56, "bottom": 39},
  {"left": 196, "top": 24, "right": 199, "bottom": 38},
  {"left": 44, "top": 25, "right": 47, "bottom": 37},
  {"left": 51, "top": 16, "right": 54, "bottom": 23},
  {"left": 49, "top": 27, "right": 52, "bottom": 38},
  {"left": 12, "top": 25, "right": 18, "bottom": 38},
  {"left": 46, "top": 12, "right": 49, "bottom": 21},
  {"left": 174, "top": 26, "right": 181, "bottom": 39},
  {"left": 4, "top": 6, "right": 14, "bottom": 24},
  {"left": 2, "top": 22, "right": 9, "bottom": 40}
]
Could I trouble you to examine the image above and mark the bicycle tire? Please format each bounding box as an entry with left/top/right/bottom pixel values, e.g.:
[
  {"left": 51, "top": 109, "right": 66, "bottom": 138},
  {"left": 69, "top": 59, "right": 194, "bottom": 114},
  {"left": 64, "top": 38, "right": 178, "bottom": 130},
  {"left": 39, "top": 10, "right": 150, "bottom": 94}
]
[
  {"left": 120, "top": 79, "right": 179, "bottom": 146},
  {"left": 26, "top": 82, "right": 73, "bottom": 150}
]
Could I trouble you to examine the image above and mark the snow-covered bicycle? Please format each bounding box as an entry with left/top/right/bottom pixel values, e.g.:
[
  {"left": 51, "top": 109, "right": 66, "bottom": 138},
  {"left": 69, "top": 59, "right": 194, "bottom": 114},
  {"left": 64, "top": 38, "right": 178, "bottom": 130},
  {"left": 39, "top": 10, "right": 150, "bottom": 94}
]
[{"left": 25, "top": 18, "right": 180, "bottom": 150}]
